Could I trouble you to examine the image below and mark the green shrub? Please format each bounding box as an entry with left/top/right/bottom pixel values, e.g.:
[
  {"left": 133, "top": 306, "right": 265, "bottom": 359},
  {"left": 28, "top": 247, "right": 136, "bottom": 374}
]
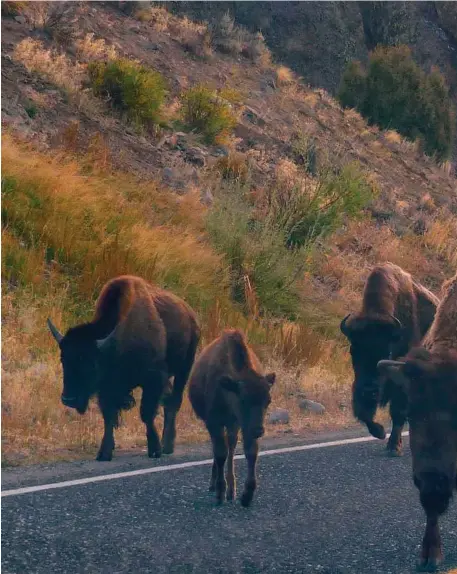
[
  {"left": 180, "top": 85, "right": 238, "bottom": 143},
  {"left": 270, "top": 162, "right": 375, "bottom": 248},
  {"left": 206, "top": 190, "right": 302, "bottom": 318},
  {"left": 88, "top": 58, "right": 167, "bottom": 128},
  {"left": 337, "top": 60, "right": 366, "bottom": 111},
  {"left": 338, "top": 46, "right": 455, "bottom": 161}
]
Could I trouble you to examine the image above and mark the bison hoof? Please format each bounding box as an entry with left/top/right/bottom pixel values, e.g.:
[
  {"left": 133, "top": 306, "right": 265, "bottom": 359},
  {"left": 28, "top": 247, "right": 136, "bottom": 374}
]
[
  {"left": 386, "top": 447, "right": 403, "bottom": 457},
  {"left": 226, "top": 489, "right": 236, "bottom": 501},
  {"left": 162, "top": 444, "right": 174, "bottom": 455},
  {"left": 416, "top": 558, "right": 441, "bottom": 572},
  {"left": 148, "top": 449, "right": 162, "bottom": 459},
  {"left": 240, "top": 491, "right": 254, "bottom": 508},
  {"left": 96, "top": 451, "right": 113, "bottom": 462}
]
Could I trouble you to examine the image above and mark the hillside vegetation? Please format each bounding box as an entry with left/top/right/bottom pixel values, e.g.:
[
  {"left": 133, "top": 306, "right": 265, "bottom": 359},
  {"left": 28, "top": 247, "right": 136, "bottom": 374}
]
[{"left": 2, "top": 2, "right": 456, "bottom": 465}]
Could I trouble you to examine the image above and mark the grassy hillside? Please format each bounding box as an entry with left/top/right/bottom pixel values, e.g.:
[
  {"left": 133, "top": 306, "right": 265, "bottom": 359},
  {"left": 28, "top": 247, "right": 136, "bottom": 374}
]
[{"left": 1, "top": 2, "right": 456, "bottom": 465}]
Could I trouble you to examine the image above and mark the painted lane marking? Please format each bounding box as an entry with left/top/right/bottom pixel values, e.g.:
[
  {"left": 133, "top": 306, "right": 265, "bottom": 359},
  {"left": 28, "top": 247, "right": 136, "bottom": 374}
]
[{"left": 1, "top": 431, "right": 409, "bottom": 498}]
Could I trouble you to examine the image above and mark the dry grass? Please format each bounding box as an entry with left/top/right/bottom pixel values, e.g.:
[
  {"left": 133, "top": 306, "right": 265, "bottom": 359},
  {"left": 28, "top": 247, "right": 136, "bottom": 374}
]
[
  {"left": 423, "top": 215, "right": 457, "bottom": 267},
  {"left": 276, "top": 65, "right": 295, "bottom": 87},
  {"left": 1, "top": 134, "right": 355, "bottom": 465},
  {"left": 75, "top": 33, "right": 117, "bottom": 63},
  {"left": 13, "top": 38, "right": 96, "bottom": 110}
]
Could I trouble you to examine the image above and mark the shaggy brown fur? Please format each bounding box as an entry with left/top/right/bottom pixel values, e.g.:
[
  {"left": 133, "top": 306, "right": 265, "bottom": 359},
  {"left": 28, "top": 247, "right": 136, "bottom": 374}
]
[
  {"left": 341, "top": 262, "right": 439, "bottom": 455},
  {"left": 48, "top": 275, "right": 200, "bottom": 461},
  {"left": 188, "top": 329, "right": 275, "bottom": 507},
  {"left": 378, "top": 271, "right": 457, "bottom": 570}
]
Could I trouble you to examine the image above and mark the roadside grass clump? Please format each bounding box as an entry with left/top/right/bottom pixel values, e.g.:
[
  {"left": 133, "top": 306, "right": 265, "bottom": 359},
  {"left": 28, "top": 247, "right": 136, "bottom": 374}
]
[
  {"left": 338, "top": 45, "right": 455, "bottom": 161},
  {"left": 180, "top": 85, "right": 238, "bottom": 143},
  {"left": 88, "top": 58, "right": 167, "bottom": 129}
]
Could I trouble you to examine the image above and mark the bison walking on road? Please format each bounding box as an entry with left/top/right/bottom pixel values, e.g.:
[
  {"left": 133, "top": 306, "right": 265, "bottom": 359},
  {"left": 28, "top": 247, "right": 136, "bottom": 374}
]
[
  {"left": 341, "top": 263, "right": 439, "bottom": 455},
  {"left": 47, "top": 275, "right": 200, "bottom": 461},
  {"left": 378, "top": 271, "right": 457, "bottom": 571},
  {"left": 189, "top": 329, "right": 275, "bottom": 507}
]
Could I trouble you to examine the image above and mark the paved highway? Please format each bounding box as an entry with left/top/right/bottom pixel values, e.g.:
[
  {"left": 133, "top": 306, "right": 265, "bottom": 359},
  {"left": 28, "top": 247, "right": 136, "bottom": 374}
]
[{"left": 2, "top": 432, "right": 456, "bottom": 574}]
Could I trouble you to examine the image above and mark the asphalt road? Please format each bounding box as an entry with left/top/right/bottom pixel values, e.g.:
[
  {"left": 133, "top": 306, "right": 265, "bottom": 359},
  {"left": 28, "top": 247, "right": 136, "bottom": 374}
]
[{"left": 2, "top": 433, "right": 457, "bottom": 574}]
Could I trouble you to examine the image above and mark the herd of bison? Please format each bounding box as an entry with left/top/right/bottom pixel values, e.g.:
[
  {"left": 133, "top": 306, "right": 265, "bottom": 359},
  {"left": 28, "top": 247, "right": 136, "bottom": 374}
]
[{"left": 46, "top": 263, "right": 456, "bottom": 571}]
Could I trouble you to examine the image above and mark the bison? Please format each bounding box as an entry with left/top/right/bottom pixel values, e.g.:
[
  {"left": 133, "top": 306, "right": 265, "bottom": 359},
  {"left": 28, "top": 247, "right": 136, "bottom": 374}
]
[
  {"left": 340, "top": 263, "right": 439, "bottom": 455},
  {"left": 378, "top": 272, "right": 457, "bottom": 571},
  {"left": 47, "top": 275, "right": 200, "bottom": 461},
  {"left": 188, "top": 329, "right": 275, "bottom": 507}
]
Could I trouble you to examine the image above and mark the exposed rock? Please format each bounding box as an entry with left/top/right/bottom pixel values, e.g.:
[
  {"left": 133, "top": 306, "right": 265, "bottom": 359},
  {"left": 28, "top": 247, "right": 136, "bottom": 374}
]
[
  {"left": 200, "top": 189, "right": 214, "bottom": 206},
  {"left": 298, "top": 399, "right": 326, "bottom": 415},
  {"left": 185, "top": 146, "right": 206, "bottom": 167},
  {"left": 268, "top": 408, "right": 290, "bottom": 425},
  {"left": 14, "top": 15, "right": 27, "bottom": 25},
  {"left": 162, "top": 167, "right": 187, "bottom": 193}
]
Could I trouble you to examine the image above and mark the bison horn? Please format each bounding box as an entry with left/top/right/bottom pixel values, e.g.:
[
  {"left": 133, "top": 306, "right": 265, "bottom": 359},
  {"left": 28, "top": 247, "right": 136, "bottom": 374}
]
[
  {"left": 47, "top": 318, "right": 63, "bottom": 345},
  {"left": 377, "top": 360, "right": 406, "bottom": 369},
  {"left": 96, "top": 327, "right": 116, "bottom": 351},
  {"left": 390, "top": 315, "right": 403, "bottom": 331},
  {"left": 340, "top": 314, "right": 351, "bottom": 336}
]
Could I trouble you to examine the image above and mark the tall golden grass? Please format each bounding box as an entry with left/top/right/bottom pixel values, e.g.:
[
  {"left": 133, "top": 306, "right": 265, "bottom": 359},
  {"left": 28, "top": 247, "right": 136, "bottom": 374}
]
[{"left": 2, "top": 134, "right": 352, "bottom": 465}]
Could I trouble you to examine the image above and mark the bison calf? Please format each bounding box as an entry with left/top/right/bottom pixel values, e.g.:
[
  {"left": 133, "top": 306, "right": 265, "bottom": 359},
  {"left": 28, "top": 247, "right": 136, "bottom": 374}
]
[
  {"left": 378, "top": 271, "right": 457, "bottom": 571},
  {"left": 189, "top": 329, "right": 275, "bottom": 507},
  {"left": 48, "top": 275, "right": 200, "bottom": 461}
]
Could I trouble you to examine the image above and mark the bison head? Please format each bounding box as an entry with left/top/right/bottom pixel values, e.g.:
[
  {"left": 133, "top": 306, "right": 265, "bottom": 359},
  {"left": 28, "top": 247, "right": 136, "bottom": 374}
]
[
  {"left": 220, "top": 372, "right": 276, "bottom": 441},
  {"left": 378, "top": 349, "right": 457, "bottom": 515},
  {"left": 47, "top": 318, "right": 115, "bottom": 415},
  {"left": 340, "top": 313, "right": 402, "bottom": 394}
]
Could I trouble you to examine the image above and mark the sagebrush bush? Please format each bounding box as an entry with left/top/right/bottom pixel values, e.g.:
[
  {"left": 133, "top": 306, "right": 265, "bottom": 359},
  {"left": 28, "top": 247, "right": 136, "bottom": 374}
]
[
  {"left": 205, "top": 190, "right": 302, "bottom": 318},
  {"left": 338, "top": 46, "right": 455, "bottom": 161},
  {"left": 269, "top": 162, "right": 375, "bottom": 248},
  {"left": 88, "top": 58, "right": 167, "bottom": 128},
  {"left": 180, "top": 85, "right": 238, "bottom": 143}
]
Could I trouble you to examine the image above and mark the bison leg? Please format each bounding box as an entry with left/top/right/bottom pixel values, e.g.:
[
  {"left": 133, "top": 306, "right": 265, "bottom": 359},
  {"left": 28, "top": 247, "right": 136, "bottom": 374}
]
[
  {"left": 96, "top": 401, "right": 119, "bottom": 462},
  {"left": 162, "top": 373, "right": 186, "bottom": 456},
  {"left": 417, "top": 515, "right": 442, "bottom": 572},
  {"left": 226, "top": 426, "right": 239, "bottom": 501},
  {"left": 209, "top": 460, "right": 217, "bottom": 492},
  {"left": 162, "top": 337, "right": 198, "bottom": 455},
  {"left": 209, "top": 427, "right": 228, "bottom": 504},
  {"left": 386, "top": 390, "right": 407, "bottom": 457},
  {"left": 241, "top": 437, "right": 259, "bottom": 508},
  {"left": 141, "top": 379, "right": 165, "bottom": 459}
]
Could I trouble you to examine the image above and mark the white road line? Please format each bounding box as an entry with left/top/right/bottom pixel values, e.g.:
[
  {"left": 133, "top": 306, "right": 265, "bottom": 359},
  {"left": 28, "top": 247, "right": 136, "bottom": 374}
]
[{"left": 1, "top": 431, "right": 409, "bottom": 498}]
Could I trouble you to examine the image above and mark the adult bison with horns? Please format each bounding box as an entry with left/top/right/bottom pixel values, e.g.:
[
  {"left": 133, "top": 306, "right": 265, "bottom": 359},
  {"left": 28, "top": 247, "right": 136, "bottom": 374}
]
[
  {"left": 340, "top": 263, "right": 439, "bottom": 456},
  {"left": 47, "top": 275, "right": 200, "bottom": 461}
]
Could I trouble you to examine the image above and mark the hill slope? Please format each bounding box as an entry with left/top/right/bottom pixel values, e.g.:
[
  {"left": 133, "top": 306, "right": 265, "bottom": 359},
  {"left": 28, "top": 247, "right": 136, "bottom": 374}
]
[{"left": 1, "top": 2, "right": 456, "bottom": 464}]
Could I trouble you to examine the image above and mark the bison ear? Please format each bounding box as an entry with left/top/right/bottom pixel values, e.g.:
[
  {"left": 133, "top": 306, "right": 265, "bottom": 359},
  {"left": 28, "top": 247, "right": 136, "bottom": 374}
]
[
  {"left": 220, "top": 376, "right": 241, "bottom": 395},
  {"left": 265, "top": 372, "right": 276, "bottom": 388},
  {"left": 96, "top": 326, "right": 116, "bottom": 352},
  {"left": 377, "top": 360, "right": 410, "bottom": 391}
]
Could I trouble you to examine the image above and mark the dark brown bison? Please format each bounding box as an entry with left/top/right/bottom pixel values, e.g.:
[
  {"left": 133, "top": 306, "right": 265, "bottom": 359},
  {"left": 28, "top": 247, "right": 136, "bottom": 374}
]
[
  {"left": 47, "top": 275, "right": 200, "bottom": 461},
  {"left": 340, "top": 263, "right": 439, "bottom": 455},
  {"left": 378, "top": 271, "right": 457, "bottom": 571},
  {"left": 188, "top": 329, "right": 275, "bottom": 507}
]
